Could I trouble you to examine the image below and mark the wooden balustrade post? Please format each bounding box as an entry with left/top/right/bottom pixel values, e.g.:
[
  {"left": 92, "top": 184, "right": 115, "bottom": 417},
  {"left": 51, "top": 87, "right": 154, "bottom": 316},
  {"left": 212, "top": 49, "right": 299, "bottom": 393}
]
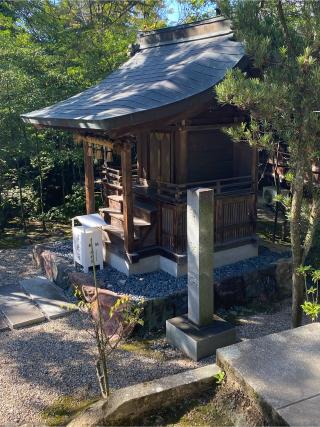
[
  {"left": 121, "top": 143, "right": 134, "bottom": 254},
  {"left": 83, "top": 141, "right": 95, "bottom": 214}
]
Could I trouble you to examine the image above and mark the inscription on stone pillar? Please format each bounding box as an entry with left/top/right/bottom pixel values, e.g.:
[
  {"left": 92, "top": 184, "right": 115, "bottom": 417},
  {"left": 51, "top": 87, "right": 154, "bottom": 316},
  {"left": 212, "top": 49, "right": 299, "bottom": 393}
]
[{"left": 187, "top": 188, "right": 214, "bottom": 327}]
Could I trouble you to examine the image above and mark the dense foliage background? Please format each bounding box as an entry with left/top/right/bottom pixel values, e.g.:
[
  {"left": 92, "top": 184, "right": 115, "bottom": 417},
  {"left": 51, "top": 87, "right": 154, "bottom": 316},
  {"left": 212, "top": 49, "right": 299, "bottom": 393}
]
[{"left": 0, "top": 0, "right": 214, "bottom": 234}]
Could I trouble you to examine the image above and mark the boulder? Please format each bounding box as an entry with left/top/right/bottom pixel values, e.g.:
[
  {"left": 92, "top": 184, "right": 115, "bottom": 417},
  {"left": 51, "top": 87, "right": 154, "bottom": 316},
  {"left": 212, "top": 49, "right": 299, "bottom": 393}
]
[
  {"left": 215, "top": 276, "right": 246, "bottom": 308},
  {"left": 81, "top": 286, "right": 135, "bottom": 339},
  {"left": 42, "top": 250, "right": 73, "bottom": 290},
  {"left": 32, "top": 244, "right": 46, "bottom": 269},
  {"left": 273, "top": 258, "right": 292, "bottom": 297},
  {"left": 68, "top": 271, "right": 104, "bottom": 292},
  {"left": 244, "top": 265, "right": 277, "bottom": 303}
]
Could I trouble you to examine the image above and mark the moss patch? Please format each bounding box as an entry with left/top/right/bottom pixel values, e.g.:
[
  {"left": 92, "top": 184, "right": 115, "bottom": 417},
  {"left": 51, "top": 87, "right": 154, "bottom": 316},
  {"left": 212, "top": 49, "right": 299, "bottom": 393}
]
[
  {"left": 134, "top": 390, "right": 232, "bottom": 426},
  {"left": 120, "top": 339, "right": 166, "bottom": 361},
  {"left": 41, "top": 395, "right": 98, "bottom": 426}
]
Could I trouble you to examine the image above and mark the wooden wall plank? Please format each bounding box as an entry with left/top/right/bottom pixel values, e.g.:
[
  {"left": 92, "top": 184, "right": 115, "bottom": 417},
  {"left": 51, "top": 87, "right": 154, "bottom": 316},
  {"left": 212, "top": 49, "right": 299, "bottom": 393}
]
[{"left": 175, "top": 128, "right": 188, "bottom": 184}]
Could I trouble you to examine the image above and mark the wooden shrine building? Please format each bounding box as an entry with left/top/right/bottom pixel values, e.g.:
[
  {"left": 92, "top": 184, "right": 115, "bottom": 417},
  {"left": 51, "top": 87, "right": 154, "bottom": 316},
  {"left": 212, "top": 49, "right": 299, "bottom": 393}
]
[{"left": 22, "top": 16, "right": 258, "bottom": 277}]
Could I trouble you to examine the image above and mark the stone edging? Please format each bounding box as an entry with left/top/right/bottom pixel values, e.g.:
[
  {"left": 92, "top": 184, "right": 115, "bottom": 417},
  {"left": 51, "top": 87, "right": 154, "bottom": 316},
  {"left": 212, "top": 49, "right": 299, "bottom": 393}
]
[
  {"left": 67, "top": 364, "right": 219, "bottom": 427},
  {"left": 33, "top": 244, "right": 293, "bottom": 332}
]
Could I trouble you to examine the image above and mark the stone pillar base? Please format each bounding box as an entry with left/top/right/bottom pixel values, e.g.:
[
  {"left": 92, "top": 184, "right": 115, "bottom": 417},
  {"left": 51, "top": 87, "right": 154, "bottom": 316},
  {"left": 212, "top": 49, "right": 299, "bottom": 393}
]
[{"left": 166, "top": 314, "right": 237, "bottom": 361}]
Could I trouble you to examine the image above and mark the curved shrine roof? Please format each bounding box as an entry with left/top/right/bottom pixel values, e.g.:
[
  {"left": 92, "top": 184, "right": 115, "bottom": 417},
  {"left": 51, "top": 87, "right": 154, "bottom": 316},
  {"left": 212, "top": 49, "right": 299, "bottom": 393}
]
[{"left": 21, "top": 17, "right": 244, "bottom": 132}]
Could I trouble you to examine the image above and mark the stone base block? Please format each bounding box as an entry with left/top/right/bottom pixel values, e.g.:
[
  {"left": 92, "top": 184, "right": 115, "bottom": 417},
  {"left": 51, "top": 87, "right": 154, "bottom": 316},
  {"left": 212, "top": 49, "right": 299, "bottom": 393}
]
[{"left": 166, "top": 314, "right": 237, "bottom": 361}]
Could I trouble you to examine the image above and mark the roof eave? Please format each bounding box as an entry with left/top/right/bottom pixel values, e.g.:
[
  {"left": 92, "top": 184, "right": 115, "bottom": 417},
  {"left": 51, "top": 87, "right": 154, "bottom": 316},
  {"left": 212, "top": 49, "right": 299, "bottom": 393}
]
[
  {"left": 21, "top": 87, "right": 215, "bottom": 133},
  {"left": 21, "top": 55, "right": 248, "bottom": 134}
]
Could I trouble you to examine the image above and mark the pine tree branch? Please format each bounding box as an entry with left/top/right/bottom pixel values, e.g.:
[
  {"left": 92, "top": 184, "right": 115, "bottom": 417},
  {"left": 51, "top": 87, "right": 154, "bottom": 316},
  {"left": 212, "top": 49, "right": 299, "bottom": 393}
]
[{"left": 276, "top": 0, "right": 295, "bottom": 56}]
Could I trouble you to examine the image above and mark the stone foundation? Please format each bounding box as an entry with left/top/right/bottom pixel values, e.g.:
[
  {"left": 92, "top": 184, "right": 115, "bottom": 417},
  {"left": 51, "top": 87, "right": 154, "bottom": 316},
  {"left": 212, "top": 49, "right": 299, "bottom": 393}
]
[
  {"left": 104, "top": 242, "right": 258, "bottom": 277},
  {"left": 33, "top": 244, "right": 292, "bottom": 333}
]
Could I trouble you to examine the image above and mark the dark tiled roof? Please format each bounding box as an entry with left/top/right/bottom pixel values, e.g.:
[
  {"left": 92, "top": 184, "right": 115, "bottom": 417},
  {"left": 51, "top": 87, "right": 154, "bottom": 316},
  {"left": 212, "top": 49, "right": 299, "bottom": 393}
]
[{"left": 22, "top": 17, "right": 244, "bottom": 132}]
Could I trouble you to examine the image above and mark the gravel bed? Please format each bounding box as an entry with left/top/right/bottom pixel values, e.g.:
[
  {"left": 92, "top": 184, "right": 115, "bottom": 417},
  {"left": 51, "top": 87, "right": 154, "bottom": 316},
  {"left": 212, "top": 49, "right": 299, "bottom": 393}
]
[
  {"left": 0, "top": 248, "right": 42, "bottom": 287},
  {"left": 44, "top": 240, "right": 74, "bottom": 263},
  {"left": 47, "top": 240, "right": 290, "bottom": 300},
  {"left": 236, "top": 298, "right": 311, "bottom": 340},
  {"left": 0, "top": 296, "right": 310, "bottom": 426},
  {"left": 0, "top": 311, "right": 207, "bottom": 425},
  {"left": 0, "top": 246, "right": 307, "bottom": 426}
]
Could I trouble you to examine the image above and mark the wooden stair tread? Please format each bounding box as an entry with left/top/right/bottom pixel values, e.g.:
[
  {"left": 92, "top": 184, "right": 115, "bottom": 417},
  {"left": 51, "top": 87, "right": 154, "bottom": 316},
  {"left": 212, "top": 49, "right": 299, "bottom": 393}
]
[
  {"left": 102, "top": 181, "right": 122, "bottom": 190},
  {"left": 102, "top": 224, "right": 140, "bottom": 240},
  {"left": 99, "top": 207, "right": 121, "bottom": 214},
  {"left": 107, "top": 195, "right": 123, "bottom": 202},
  {"left": 109, "top": 212, "right": 151, "bottom": 227}
]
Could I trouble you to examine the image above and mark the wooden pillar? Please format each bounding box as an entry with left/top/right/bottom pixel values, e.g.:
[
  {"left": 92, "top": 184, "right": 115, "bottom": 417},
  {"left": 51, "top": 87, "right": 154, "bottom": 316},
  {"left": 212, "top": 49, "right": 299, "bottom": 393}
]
[
  {"left": 83, "top": 141, "right": 95, "bottom": 214},
  {"left": 175, "top": 127, "right": 188, "bottom": 184},
  {"left": 121, "top": 143, "right": 134, "bottom": 253}
]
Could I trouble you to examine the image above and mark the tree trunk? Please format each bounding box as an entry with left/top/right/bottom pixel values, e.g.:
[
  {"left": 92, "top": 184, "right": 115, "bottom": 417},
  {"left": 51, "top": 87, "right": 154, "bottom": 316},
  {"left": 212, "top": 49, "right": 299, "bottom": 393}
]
[
  {"left": 290, "top": 161, "right": 304, "bottom": 328},
  {"left": 272, "top": 143, "right": 280, "bottom": 242},
  {"left": 61, "top": 164, "right": 66, "bottom": 204},
  {"left": 16, "top": 159, "right": 27, "bottom": 233},
  {"left": 35, "top": 138, "right": 46, "bottom": 232}
]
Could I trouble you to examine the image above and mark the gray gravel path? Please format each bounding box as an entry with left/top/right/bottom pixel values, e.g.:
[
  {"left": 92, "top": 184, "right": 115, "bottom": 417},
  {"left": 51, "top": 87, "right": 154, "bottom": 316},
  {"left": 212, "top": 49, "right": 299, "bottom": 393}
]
[
  {"left": 0, "top": 311, "right": 205, "bottom": 425},
  {"left": 236, "top": 299, "right": 311, "bottom": 340},
  {"left": 0, "top": 248, "right": 41, "bottom": 287},
  {"left": 0, "top": 246, "right": 311, "bottom": 426}
]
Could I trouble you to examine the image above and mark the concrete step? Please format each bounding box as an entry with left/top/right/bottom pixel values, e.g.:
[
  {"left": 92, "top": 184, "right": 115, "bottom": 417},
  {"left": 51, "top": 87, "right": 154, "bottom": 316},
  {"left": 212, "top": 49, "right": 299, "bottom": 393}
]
[
  {"left": 1, "top": 301, "right": 46, "bottom": 329},
  {"left": 0, "top": 313, "right": 9, "bottom": 331},
  {"left": 20, "top": 277, "right": 77, "bottom": 320},
  {"left": 0, "top": 285, "right": 47, "bottom": 329}
]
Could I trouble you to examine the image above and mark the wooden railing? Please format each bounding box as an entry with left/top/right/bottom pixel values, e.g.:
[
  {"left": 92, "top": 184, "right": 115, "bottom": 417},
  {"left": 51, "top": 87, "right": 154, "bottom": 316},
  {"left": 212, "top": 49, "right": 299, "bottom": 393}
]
[
  {"left": 156, "top": 175, "right": 254, "bottom": 202},
  {"left": 101, "top": 164, "right": 138, "bottom": 185},
  {"left": 101, "top": 164, "right": 138, "bottom": 200},
  {"left": 160, "top": 192, "right": 256, "bottom": 254}
]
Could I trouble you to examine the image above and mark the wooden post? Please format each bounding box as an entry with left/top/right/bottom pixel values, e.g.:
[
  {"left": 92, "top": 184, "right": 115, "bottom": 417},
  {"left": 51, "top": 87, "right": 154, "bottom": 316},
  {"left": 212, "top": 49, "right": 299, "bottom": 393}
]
[
  {"left": 175, "top": 126, "right": 188, "bottom": 184},
  {"left": 83, "top": 141, "right": 95, "bottom": 214},
  {"left": 121, "top": 143, "right": 134, "bottom": 253}
]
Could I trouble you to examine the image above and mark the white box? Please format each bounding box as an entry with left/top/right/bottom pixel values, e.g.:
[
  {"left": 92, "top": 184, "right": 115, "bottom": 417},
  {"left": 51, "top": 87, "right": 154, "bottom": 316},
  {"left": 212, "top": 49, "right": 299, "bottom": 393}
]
[{"left": 72, "top": 214, "right": 106, "bottom": 273}]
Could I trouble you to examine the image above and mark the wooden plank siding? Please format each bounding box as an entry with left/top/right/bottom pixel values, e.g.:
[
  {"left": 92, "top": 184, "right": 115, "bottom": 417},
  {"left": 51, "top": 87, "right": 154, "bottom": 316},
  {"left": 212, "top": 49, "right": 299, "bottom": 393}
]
[
  {"left": 160, "top": 193, "right": 255, "bottom": 254},
  {"left": 215, "top": 194, "right": 256, "bottom": 245}
]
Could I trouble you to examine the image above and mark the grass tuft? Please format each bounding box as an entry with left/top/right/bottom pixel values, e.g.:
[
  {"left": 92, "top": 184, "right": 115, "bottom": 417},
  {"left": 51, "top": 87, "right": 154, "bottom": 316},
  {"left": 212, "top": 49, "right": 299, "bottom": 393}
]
[{"left": 41, "top": 395, "right": 97, "bottom": 426}]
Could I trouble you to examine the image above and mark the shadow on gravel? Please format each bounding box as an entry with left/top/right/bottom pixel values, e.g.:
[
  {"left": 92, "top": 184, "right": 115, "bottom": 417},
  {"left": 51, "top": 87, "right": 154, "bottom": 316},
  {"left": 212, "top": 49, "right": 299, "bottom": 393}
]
[{"left": 0, "top": 311, "right": 206, "bottom": 414}]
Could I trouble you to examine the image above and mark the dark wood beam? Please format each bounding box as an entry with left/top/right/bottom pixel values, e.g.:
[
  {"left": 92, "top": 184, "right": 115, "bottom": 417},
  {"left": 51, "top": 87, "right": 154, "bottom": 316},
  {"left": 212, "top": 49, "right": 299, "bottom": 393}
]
[
  {"left": 121, "top": 143, "right": 134, "bottom": 253},
  {"left": 83, "top": 141, "right": 95, "bottom": 214},
  {"left": 175, "top": 127, "right": 188, "bottom": 184}
]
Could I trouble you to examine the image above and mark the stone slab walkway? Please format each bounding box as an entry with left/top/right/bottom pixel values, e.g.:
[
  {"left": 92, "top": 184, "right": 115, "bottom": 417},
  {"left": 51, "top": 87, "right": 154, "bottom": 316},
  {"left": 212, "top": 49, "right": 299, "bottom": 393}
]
[
  {"left": 21, "top": 278, "right": 76, "bottom": 320},
  {"left": 217, "top": 323, "right": 320, "bottom": 426},
  {"left": 0, "top": 278, "right": 76, "bottom": 330}
]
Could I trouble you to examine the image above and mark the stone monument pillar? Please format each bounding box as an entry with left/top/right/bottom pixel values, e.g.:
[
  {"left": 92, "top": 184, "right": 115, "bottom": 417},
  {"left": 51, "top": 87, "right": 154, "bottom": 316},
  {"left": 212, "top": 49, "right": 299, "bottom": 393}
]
[
  {"left": 166, "top": 188, "right": 236, "bottom": 361},
  {"left": 187, "top": 188, "right": 214, "bottom": 327}
]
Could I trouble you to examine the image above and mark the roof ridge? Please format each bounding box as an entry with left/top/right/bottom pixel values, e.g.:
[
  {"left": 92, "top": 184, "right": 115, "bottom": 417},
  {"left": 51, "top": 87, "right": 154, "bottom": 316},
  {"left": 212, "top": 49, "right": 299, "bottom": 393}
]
[
  {"left": 138, "top": 16, "right": 227, "bottom": 36},
  {"left": 139, "top": 30, "right": 234, "bottom": 51},
  {"left": 137, "top": 16, "right": 232, "bottom": 50}
]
